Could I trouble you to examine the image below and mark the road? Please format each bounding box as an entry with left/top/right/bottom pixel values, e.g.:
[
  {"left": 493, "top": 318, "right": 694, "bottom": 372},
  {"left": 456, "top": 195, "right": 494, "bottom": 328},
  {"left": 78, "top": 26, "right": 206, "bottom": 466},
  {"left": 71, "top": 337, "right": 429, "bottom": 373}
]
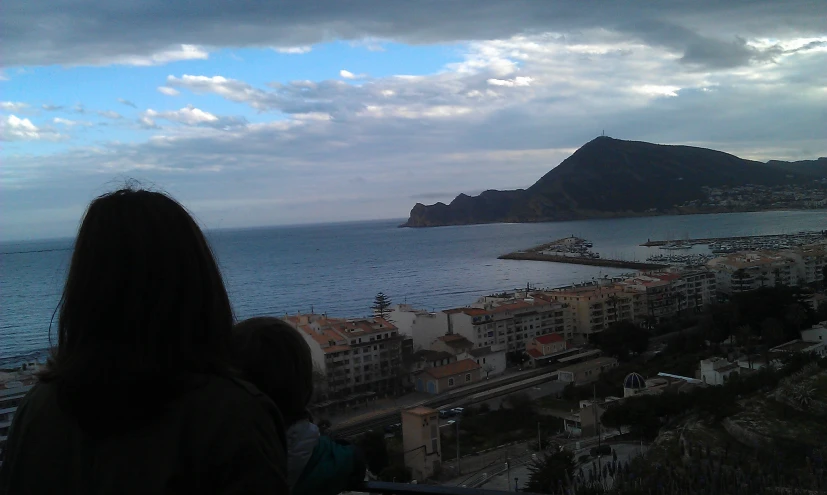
[{"left": 330, "top": 367, "right": 563, "bottom": 439}]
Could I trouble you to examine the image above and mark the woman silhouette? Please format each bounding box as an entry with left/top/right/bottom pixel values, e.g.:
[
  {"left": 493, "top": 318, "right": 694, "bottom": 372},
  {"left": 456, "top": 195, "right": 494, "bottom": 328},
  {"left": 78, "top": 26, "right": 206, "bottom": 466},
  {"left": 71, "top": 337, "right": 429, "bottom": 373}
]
[{"left": 0, "top": 188, "right": 288, "bottom": 495}]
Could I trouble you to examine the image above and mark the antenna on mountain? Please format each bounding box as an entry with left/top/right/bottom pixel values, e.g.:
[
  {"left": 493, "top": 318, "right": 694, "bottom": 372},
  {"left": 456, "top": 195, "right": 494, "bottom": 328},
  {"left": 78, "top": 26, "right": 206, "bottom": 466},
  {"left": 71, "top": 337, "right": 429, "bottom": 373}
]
[{"left": 602, "top": 130, "right": 605, "bottom": 137}]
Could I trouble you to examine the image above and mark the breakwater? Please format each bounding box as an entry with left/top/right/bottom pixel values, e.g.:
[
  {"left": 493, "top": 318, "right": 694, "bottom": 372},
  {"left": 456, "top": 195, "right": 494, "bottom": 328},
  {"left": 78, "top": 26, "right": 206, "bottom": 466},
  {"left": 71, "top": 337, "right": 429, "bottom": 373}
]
[{"left": 498, "top": 251, "right": 668, "bottom": 270}]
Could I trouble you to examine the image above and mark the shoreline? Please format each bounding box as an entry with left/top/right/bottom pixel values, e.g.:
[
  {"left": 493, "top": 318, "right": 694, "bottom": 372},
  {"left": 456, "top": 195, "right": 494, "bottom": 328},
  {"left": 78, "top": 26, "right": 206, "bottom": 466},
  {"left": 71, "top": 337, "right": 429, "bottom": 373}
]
[{"left": 400, "top": 207, "right": 827, "bottom": 229}]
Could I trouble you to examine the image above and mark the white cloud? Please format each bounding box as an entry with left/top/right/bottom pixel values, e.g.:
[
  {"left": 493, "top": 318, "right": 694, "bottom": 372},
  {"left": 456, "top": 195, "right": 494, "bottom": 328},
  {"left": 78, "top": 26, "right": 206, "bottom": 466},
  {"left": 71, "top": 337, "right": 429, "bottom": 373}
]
[
  {"left": 117, "top": 98, "right": 137, "bottom": 108},
  {"left": 3, "top": 29, "right": 827, "bottom": 239},
  {"left": 139, "top": 105, "right": 246, "bottom": 130},
  {"left": 1, "top": 115, "right": 64, "bottom": 141},
  {"left": 157, "top": 86, "right": 180, "bottom": 96},
  {"left": 105, "top": 45, "right": 209, "bottom": 67},
  {"left": 42, "top": 104, "right": 64, "bottom": 111},
  {"left": 340, "top": 69, "right": 367, "bottom": 79},
  {"left": 53, "top": 117, "right": 92, "bottom": 126},
  {"left": 145, "top": 105, "right": 218, "bottom": 125},
  {"left": 487, "top": 76, "right": 533, "bottom": 87},
  {"left": 274, "top": 46, "right": 312, "bottom": 54},
  {"left": 96, "top": 110, "right": 123, "bottom": 119},
  {"left": 1, "top": 101, "right": 29, "bottom": 112}
]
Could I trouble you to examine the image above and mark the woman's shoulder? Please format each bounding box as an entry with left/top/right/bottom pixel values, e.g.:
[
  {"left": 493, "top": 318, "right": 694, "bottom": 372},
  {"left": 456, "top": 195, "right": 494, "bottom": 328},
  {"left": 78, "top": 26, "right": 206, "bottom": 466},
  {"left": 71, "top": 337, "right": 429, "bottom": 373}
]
[{"left": 186, "top": 374, "right": 282, "bottom": 420}]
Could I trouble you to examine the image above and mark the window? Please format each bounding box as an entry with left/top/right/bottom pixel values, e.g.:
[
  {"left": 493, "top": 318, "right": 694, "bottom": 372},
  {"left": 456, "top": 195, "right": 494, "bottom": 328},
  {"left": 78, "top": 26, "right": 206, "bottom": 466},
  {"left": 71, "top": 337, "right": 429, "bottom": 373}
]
[
  {"left": 483, "top": 357, "right": 486, "bottom": 364},
  {"left": 448, "top": 378, "right": 455, "bottom": 386},
  {"left": 465, "top": 373, "right": 471, "bottom": 382}
]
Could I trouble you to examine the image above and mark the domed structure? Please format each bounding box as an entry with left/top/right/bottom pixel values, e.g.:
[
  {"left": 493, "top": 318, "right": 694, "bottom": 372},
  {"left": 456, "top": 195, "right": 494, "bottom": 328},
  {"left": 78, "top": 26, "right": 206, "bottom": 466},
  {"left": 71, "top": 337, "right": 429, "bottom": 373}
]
[{"left": 623, "top": 372, "right": 647, "bottom": 397}]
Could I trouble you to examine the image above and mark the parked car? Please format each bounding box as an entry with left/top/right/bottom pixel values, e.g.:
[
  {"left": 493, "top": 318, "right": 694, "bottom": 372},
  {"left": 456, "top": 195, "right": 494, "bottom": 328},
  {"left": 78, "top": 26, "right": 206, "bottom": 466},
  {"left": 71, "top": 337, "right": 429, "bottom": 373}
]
[
  {"left": 440, "top": 420, "right": 456, "bottom": 428},
  {"left": 451, "top": 407, "right": 465, "bottom": 415},
  {"left": 384, "top": 423, "right": 402, "bottom": 433},
  {"left": 439, "top": 409, "right": 454, "bottom": 418}
]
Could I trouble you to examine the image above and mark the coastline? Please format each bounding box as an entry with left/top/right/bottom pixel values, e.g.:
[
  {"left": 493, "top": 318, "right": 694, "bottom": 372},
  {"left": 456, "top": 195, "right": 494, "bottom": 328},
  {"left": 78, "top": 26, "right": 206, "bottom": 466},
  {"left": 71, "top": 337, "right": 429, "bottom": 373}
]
[{"left": 400, "top": 206, "right": 827, "bottom": 229}]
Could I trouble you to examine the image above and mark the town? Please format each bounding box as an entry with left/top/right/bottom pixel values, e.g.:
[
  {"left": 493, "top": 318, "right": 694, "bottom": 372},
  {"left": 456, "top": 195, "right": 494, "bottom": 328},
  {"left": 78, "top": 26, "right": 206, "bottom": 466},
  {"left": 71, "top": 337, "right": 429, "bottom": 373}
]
[
  {"left": 2, "top": 237, "right": 826, "bottom": 493},
  {"left": 677, "top": 182, "right": 827, "bottom": 211}
]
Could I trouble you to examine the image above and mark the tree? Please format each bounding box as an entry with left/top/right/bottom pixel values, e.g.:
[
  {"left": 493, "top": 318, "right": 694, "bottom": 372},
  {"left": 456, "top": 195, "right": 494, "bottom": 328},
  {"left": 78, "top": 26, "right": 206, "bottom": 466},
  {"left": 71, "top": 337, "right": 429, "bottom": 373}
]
[
  {"left": 357, "top": 430, "right": 389, "bottom": 475},
  {"left": 526, "top": 450, "right": 576, "bottom": 494},
  {"left": 482, "top": 363, "right": 495, "bottom": 379},
  {"left": 760, "top": 317, "right": 786, "bottom": 348},
  {"left": 372, "top": 292, "right": 392, "bottom": 320},
  {"left": 594, "top": 321, "right": 649, "bottom": 361},
  {"left": 504, "top": 392, "right": 534, "bottom": 413}
]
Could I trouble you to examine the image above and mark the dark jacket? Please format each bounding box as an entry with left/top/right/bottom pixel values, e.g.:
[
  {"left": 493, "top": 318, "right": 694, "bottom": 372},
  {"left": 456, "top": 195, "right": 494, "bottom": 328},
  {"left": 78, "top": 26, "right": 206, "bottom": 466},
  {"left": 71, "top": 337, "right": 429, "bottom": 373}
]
[
  {"left": 287, "top": 420, "right": 365, "bottom": 495},
  {"left": 0, "top": 374, "right": 288, "bottom": 495}
]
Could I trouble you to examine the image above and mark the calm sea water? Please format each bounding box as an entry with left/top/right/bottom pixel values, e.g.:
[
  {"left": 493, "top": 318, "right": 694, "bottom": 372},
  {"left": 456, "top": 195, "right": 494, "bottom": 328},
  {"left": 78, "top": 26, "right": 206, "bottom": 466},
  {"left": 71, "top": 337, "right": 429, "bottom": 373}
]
[{"left": 1, "top": 210, "right": 825, "bottom": 367}]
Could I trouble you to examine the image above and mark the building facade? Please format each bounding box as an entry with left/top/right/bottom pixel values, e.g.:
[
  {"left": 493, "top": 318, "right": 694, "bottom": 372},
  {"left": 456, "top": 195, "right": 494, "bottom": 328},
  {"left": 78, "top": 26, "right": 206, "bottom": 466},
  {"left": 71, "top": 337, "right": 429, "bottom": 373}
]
[
  {"left": 284, "top": 314, "right": 404, "bottom": 399},
  {"left": 443, "top": 294, "right": 574, "bottom": 351},
  {"left": 557, "top": 356, "right": 619, "bottom": 385},
  {"left": 415, "top": 358, "right": 481, "bottom": 394},
  {"left": 402, "top": 407, "right": 442, "bottom": 481},
  {"left": 707, "top": 252, "right": 798, "bottom": 295},
  {"left": 542, "top": 285, "right": 643, "bottom": 342},
  {"left": 460, "top": 345, "right": 507, "bottom": 378}
]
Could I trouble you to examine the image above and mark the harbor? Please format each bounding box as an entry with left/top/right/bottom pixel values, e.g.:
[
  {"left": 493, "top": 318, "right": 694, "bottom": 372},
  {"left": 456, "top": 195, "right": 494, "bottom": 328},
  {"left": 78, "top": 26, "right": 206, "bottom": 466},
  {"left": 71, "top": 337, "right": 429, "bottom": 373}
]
[
  {"left": 641, "top": 230, "right": 827, "bottom": 251},
  {"left": 499, "top": 236, "right": 668, "bottom": 270}
]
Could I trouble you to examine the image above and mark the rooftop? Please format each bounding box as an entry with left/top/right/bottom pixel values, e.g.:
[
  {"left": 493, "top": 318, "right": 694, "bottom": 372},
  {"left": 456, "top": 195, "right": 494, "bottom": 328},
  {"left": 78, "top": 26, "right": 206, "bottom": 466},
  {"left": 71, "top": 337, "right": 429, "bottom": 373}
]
[
  {"left": 534, "top": 333, "right": 564, "bottom": 345},
  {"left": 403, "top": 406, "right": 438, "bottom": 417},
  {"left": 422, "top": 358, "right": 481, "bottom": 379},
  {"left": 413, "top": 349, "right": 454, "bottom": 362},
  {"left": 558, "top": 356, "right": 618, "bottom": 373},
  {"left": 468, "top": 346, "right": 502, "bottom": 358},
  {"left": 436, "top": 334, "right": 474, "bottom": 349}
]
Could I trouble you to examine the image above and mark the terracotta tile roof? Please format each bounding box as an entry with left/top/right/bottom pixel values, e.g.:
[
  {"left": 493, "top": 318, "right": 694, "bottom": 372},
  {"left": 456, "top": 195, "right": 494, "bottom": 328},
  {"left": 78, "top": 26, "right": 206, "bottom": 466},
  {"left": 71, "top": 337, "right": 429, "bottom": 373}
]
[
  {"left": 422, "top": 358, "right": 481, "bottom": 379},
  {"left": 437, "top": 335, "right": 473, "bottom": 349},
  {"left": 404, "top": 406, "right": 438, "bottom": 417},
  {"left": 445, "top": 307, "right": 489, "bottom": 316},
  {"left": 526, "top": 349, "right": 543, "bottom": 359},
  {"left": 535, "top": 333, "right": 564, "bottom": 344}
]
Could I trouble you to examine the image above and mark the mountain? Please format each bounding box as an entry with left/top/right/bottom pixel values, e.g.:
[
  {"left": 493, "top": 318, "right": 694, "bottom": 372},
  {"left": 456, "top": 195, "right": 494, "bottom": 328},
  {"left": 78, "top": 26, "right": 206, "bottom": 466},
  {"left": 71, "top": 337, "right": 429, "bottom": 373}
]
[
  {"left": 402, "top": 137, "right": 820, "bottom": 227},
  {"left": 765, "top": 157, "right": 827, "bottom": 178}
]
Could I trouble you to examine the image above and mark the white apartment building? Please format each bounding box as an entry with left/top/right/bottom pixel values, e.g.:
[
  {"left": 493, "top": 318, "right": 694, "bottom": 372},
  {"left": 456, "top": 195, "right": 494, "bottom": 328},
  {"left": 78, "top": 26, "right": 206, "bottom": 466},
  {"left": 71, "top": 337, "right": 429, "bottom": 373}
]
[
  {"left": 618, "top": 269, "right": 716, "bottom": 324},
  {"left": 444, "top": 296, "right": 574, "bottom": 351},
  {"left": 387, "top": 304, "right": 450, "bottom": 350},
  {"left": 284, "top": 314, "right": 404, "bottom": 398},
  {"left": 707, "top": 251, "right": 797, "bottom": 295},
  {"left": 541, "top": 284, "right": 644, "bottom": 342},
  {"left": 780, "top": 243, "right": 827, "bottom": 285}
]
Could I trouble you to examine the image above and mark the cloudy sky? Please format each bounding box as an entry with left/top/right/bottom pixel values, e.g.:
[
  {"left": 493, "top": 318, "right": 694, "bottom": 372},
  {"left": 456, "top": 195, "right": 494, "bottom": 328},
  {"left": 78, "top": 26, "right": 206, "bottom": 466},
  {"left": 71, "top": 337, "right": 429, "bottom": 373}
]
[{"left": 2, "top": 1, "right": 825, "bottom": 241}]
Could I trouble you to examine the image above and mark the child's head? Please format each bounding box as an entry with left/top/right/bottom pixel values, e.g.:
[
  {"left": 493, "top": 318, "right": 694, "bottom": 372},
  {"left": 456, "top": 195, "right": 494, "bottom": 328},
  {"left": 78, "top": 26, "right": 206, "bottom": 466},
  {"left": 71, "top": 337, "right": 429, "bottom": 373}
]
[{"left": 232, "top": 317, "right": 314, "bottom": 424}]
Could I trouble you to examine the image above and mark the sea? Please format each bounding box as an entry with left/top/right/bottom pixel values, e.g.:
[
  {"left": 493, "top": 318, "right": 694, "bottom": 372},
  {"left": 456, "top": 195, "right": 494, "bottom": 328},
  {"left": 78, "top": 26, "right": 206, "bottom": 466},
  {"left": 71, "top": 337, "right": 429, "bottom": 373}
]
[{"left": 1, "top": 210, "right": 825, "bottom": 368}]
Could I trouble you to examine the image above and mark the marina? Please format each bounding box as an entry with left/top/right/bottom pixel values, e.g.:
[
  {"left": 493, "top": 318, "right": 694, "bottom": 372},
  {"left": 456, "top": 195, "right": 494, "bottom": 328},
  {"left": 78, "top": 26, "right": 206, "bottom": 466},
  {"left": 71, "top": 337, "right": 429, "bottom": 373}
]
[
  {"left": 641, "top": 230, "right": 827, "bottom": 251},
  {"left": 500, "top": 236, "right": 668, "bottom": 270}
]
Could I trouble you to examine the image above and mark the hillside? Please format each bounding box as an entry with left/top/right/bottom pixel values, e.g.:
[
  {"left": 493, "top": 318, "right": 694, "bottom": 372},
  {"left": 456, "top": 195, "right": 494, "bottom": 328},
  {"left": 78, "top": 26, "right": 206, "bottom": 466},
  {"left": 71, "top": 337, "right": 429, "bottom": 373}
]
[{"left": 403, "top": 137, "right": 820, "bottom": 227}]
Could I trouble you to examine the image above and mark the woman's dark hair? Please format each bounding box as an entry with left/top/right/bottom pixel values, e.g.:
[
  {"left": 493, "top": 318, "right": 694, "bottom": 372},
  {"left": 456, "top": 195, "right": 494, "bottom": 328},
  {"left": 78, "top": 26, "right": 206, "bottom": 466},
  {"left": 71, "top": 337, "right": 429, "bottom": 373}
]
[
  {"left": 232, "top": 317, "right": 314, "bottom": 424},
  {"left": 41, "top": 187, "right": 235, "bottom": 387}
]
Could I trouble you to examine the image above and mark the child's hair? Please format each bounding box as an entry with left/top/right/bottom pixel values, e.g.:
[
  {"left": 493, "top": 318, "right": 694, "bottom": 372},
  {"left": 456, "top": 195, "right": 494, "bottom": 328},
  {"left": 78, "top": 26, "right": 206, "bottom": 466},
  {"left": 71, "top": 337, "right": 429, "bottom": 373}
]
[{"left": 231, "top": 317, "right": 314, "bottom": 424}]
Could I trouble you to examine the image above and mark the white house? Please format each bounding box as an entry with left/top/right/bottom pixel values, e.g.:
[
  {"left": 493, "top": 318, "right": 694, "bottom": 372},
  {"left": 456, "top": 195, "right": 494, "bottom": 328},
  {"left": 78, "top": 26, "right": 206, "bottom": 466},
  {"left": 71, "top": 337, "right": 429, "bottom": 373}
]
[
  {"left": 460, "top": 344, "right": 507, "bottom": 378},
  {"left": 801, "top": 321, "right": 827, "bottom": 344},
  {"left": 699, "top": 357, "right": 741, "bottom": 385}
]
